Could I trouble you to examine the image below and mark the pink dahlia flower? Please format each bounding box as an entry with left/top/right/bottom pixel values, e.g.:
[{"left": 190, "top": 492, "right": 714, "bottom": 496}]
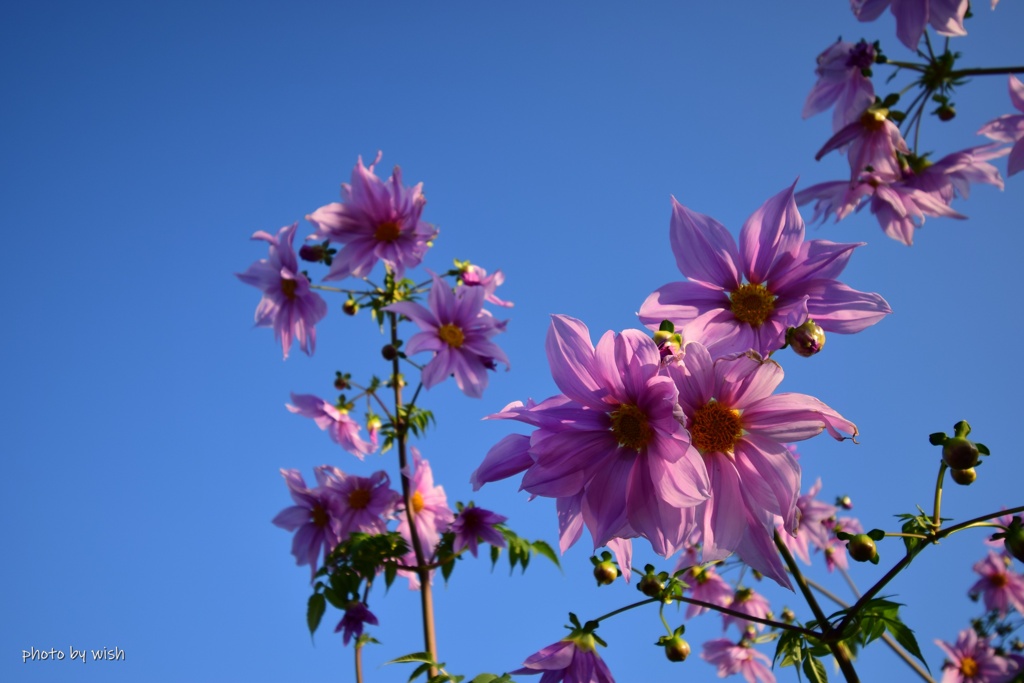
[
  {"left": 798, "top": 145, "right": 1006, "bottom": 246},
  {"left": 776, "top": 478, "right": 838, "bottom": 565},
  {"left": 478, "top": 315, "right": 711, "bottom": 557},
  {"left": 306, "top": 152, "right": 438, "bottom": 280},
  {"left": 386, "top": 275, "right": 509, "bottom": 399},
  {"left": 852, "top": 0, "right": 969, "bottom": 51},
  {"left": 702, "top": 638, "right": 776, "bottom": 683},
  {"left": 803, "top": 39, "right": 877, "bottom": 132},
  {"left": 666, "top": 342, "right": 857, "bottom": 586},
  {"left": 451, "top": 505, "right": 507, "bottom": 557},
  {"left": 721, "top": 587, "right": 773, "bottom": 633},
  {"left": 324, "top": 470, "right": 399, "bottom": 539},
  {"left": 680, "top": 563, "right": 734, "bottom": 619},
  {"left": 460, "top": 262, "right": 514, "bottom": 308},
  {"left": 969, "top": 552, "right": 1024, "bottom": 617},
  {"left": 397, "top": 448, "right": 454, "bottom": 559},
  {"left": 286, "top": 393, "right": 375, "bottom": 459},
  {"left": 935, "top": 628, "right": 1022, "bottom": 683},
  {"left": 513, "top": 632, "right": 616, "bottom": 683},
  {"left": 979, "top": 76, "right": 1024, "bottom": 177},
  {"left": 335, "top": 601, "right": 378, "bottom": 646},
  {"left": 816, "top": 107, "right": 910, "bottom": 179},
  {"left": 236, "top": 222, "right": 328, "bottom": 359},
  {"left": 271, "top": 468, "right": 342, "bottom": 579},
  {"left": 639, "top": 184, "right": 890, "bottom": 358}
]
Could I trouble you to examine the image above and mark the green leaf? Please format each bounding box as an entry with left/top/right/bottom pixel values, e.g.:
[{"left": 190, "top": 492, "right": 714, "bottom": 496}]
[
  {"left": 802, "top": 655, "right": 828, "bottom": 683},
  {"left": 884, "top": 616, "right": 930, "bottom": 671},
  {"left": 409, "top": 662, "right": 433, "bottom": 682},
  {"left": 867, "top": 528, "right": 885, "bottom": 542},
  {"left": 531, "top": 540, "right": 561, "bottom": 569},
  {"left": 490, "top": 544, "right": 501, "bottom": 568},
  {"left": 774, "top": 629, "right": 804, "bottom": 667},
  {"left": 307, "top": 593, "right": 326, "bottom": 636},
  {"left": 441, "top": 555, "right": 456, "bottom": 583},
  {"left": 386, "top": 652, "right": 437, "bottom": 665}
]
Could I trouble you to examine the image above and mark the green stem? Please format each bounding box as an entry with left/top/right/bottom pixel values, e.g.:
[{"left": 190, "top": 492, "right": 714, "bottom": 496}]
[
  {"left": 389, "top": 309, "right": 439, "bottom": 676},
  {"left": 775, "top": 533, "right": 860, "bottom": 682},
  {"left": 932, "top": 462, "right": 948, "bottom": 531},
  {"left": 591, "top": 598, "right": 658, "bottom": 623},
  {"left": 355, "top": 641, "right": 364, "bottom": 683},
  {"left": 950, "top": 66, "right": 1024, "bottom": 77}
]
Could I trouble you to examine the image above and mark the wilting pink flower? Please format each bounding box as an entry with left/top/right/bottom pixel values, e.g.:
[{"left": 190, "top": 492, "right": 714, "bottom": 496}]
[
  {"left": 969, "top": 552, "right": 1024, "bottom": 617},
  {"left": 776, "top": 478, "right": 838, "bottom": 565},
  {"left": 325, "top": 470, "right": 400, "bottom": 539},
  {"left": 936, "top": 628, "right": 1022, "bottom": 683},
  {"left": 286, "top": 393, "right": 375, "bottom": 459},
  {"left": 306, "top": 152, "right": 437, "bottom": 280},
  {"left": 460, "top": 263, "right": 514, "bottom": 308},
  {"left": 816, "top": 107, "right": 910, "bottom": 179},
  {"left": 803, "top": 39, "right": 876, "bottom": 132},
  {"left": 721, "top": 587, "right": 773, "bottom": 633},
  {"left": 478, "top": 315, "right": 711, "bottom": 557},
  {"left": 702, "top": 639, "right": 776, "bottom": 683},
  {"left": 513, "top": 632, "right": 615, "bottom": 683},
  {"left": 451, "top": 505, "right": 507, "bottom": 557},
  {"left": 335, "top": 601, "right": 379, "bottom": 646},
  {"left": 823, "top": 516, "right": 864, "bottom": 572},
  {"left": 236, "top": 222, "right": 328, "bottom": 359},
  {"left": 679, "top": 563, "right": 734, "bottom": 618},
  {"left": 666, "top": 343, "right": 858, "bottom": 586},
  {"left": 639, "top": 185, "right": 890, "bottom": 358},
  {"left": 979, "top": 76, "right": 1024, "bottom": 177},
  {"left": 397, "top": 448, "right": 454, "bottom": 559},
  {"left": 851, "top": 0, "right": 969, "bottom": 51},
  {"left": 271, "top": 468, "right": 341, "bottom": 579},
  {"left": 386, "top": 275, "right": 509, "bottom": 398}
]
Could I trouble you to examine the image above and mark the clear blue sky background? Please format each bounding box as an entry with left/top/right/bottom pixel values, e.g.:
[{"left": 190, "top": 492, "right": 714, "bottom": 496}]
[{"left": 3, "top": 1, "right": 1023, "bottom": 681}]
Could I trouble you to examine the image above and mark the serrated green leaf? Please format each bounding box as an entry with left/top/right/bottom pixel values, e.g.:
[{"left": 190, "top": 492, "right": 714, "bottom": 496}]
[
  {"left": 774, "top": 629, "right": 804, "bottom": 667},
  {"left": 531, "top": 540, "right": 561, "bottom": 569},
  {"left": 307, "top": 593, "right": 326, "bottom": 636},
  {"left": 802, "top": 655, "right": 828, "bottom": 683}
]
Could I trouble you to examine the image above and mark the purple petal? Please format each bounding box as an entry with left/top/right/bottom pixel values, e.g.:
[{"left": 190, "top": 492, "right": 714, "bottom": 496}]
[
  {"left": 742, "top": 392, "right": 858, "bottom": 442},
  {"left": 637, "top": 281, "right": 729, "bottom": 331},
  {"left": 545, "top": 315, "right": 607, "bottom": 409},
  {"left": 739, "top": 183, "right": 804, "bottom": 285},
  {"left": 669, "top": 196, "right": 742, "bottom": 289},
  {"left": 471, "top": 434, "right": 533, "bottom": 490},
  {"left": 803, "top": 280, "right": 892, "bottom": 333}
]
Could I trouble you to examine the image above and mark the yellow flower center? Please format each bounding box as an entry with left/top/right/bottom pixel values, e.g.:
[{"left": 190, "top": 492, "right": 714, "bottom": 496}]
[
  {"left": 438, "top": 323, "right": 465, "bottom": 348},
  {"left": 374, "top": 220, "right": 402, "bottom": 242},
  {"left": 859, "top": 106, "right": 889, "bottom": 132},
  {"left": 348, "top": 488, "right": 371, "bottom": 510},
  {"left": 609, "top": 403, "right": 654, "bottom": 451},
  {"left": 411, "top": 490, "right": 425, "bottom": 514},
  {"left": 729, "top": 283, "right": 776, "bottom": 327},
  {"left": 310, "top": 504, "right": 330, "bottom": 528},
  {"left": 690, "top": 401, "right": 743, "bottom": 454},
  {"left": 960, "top": 656, "right": 979, "bottom": 678},
  {"left": 280, "top": 278, "right": 298, "bottom": 300}
]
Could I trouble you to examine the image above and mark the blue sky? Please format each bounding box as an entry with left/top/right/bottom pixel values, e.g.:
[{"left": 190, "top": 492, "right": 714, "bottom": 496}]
[{"left": 3, "top": 1, "right": 1023, "bottom": 681}]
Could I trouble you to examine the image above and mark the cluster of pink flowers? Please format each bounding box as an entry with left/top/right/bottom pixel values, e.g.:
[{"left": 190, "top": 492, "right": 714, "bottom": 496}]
[
  {"left": 794, "top": 30, "right": 1021, "bottom": 246},
  {"left": 476, "top": 188, "right": 874, "bottom": 595}
]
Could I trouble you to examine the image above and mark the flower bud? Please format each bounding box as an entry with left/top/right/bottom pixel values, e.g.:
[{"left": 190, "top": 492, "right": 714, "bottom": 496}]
[
  {"left": 334, "top": 372, "right": 350, "bottom": 391},
  {"left": 593, "top": 560, "right": 619, "bottom": 586},
  {"left": 662, "top": 635, "right": 690, "bottom": 662},
  {"left": 994, "top": 518, "right": 1024, "bottom": 564},
  {"left": 381, "top": 344, "right": 399, "bottom": 361},
  {"left": 936, "top": 105, "right": 956, "bottom": 121},
  {"left": 836, "top": 495, "right": 853, "bottom": 510},
  {"left": 298, "top": 244, "right": 326, "bottom": 263},
  {"left": 949, "top": 468, "right": 977, "bottom": 486},
  {"left": 942, "top": 437, "right": 980, "bottom": 470},
  {"left": 847, "top": 534, "right": 878, "bottom": 563},
  {"left": 343, "top": 299, "right": 360, "bottom": 315},
  {"left": 781, "top": 608, "right": 795, "bottom": 624},
  {"left": 787, "top": 320, "right": 826, "bottom": 357}
]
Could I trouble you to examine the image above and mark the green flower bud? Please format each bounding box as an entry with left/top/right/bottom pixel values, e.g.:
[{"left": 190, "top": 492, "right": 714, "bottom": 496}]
[
  {"left": 993, "top": 518, "right": 1024, "bottom": 563},
  {"left": 786, "top": 320, "right": 826, "bottom": 357},
  {"left": 847, "top": 534, "right": 878, "bottom": 563},
  {"left": 950, "top": 468, "right": 977, "bottom": 485},
  {"left": 662, "top": 635, "right": 690, "bottom": 662},
  {"left": 592, "top": 560, "right": 619, "bottom": 586},
  {"left": 343, "top": 299, "right": 360, "bottom": 315},
  {"left": 381, "top": 344, "right": 399, "bottom": 361},
  {"left": 943, "top": 437, "right": 980, "bottom": 470}
]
